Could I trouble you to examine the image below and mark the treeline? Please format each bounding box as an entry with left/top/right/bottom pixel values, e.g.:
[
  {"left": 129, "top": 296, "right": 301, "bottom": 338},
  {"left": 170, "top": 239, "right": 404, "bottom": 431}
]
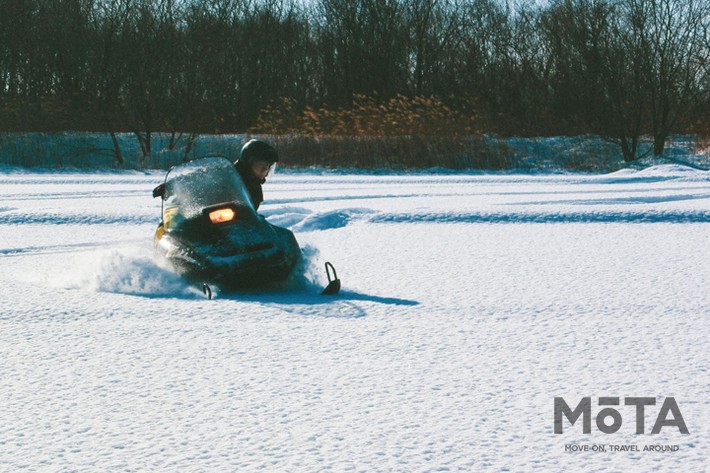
[{"left": 0, "top": 0, "right": 708, "bottom": 163}]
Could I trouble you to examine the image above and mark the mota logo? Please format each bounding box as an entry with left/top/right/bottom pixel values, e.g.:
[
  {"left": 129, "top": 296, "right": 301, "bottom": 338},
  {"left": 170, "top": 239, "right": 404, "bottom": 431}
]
[{"left": 554, "top": 397, "right": 689, "bottom": 434}]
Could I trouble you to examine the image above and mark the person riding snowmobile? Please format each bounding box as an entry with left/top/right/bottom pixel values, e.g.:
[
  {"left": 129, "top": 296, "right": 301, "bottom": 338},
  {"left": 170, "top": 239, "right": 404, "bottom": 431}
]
[
  {"left": 234, "top": 139, "right": 278, "bottom": 211},
  {"left": 153, "top": 139, "right": 278, "bottom": 244}
]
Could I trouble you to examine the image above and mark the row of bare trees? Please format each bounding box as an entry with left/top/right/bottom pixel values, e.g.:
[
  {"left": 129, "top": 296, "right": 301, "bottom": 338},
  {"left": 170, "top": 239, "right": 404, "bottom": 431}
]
[
  {"left": 541, "top": 0, "right": 709, "bottom": 160},
  {"left": 0, "top": 0, "right": 708, "bottom": 162}
]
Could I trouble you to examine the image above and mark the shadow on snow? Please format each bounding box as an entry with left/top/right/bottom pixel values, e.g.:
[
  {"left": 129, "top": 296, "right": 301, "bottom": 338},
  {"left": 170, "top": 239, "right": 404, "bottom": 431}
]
[{"left": 217, "top": 289, "right": 419, "bottom": 318}]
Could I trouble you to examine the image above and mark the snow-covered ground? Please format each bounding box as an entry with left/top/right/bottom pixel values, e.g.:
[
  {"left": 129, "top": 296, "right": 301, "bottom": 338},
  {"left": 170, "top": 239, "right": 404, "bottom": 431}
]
[{"left": 1, "top": 165, "right": 709, "bottom": 472}]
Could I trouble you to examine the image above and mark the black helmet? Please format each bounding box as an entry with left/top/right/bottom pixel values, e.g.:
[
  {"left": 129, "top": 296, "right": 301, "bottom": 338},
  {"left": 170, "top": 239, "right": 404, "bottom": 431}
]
[{"left": 239, "top": 139, "right": 278, "bottom": 165}]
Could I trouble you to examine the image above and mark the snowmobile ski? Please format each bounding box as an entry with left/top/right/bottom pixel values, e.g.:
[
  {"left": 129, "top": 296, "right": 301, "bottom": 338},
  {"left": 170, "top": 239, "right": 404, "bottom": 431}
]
[{"left": 321, "top": 262, "right": 341, "bottom": 295}]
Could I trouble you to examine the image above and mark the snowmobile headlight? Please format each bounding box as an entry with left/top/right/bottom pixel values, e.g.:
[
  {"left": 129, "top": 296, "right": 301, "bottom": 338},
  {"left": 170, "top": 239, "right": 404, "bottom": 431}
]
[{"left": 208, "top": 207, "right": 236, "bottom": 224}]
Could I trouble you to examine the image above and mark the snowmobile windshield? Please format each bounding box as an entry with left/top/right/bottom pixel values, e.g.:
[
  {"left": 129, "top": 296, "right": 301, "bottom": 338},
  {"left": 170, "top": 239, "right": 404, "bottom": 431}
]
[{"left": 162, "top": 157, "right": 255, "bottom": 222}]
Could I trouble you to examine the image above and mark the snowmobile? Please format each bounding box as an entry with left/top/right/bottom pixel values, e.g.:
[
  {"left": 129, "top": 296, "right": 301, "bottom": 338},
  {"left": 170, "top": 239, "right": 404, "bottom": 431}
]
[{"left": 152, "top": 157, "right": 340, "bottom": 297}]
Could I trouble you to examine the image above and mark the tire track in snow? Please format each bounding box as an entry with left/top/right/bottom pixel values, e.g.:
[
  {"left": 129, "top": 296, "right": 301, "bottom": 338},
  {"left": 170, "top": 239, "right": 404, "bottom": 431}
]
[
  {"left": 0, "top": 212, "right": 154, "bottom": 225},
  {"left": 0, "top": 190, "right": 149, "bottom": 201},
  {"left": 0, "top": 238, "right": 150, "bottom": 257},
  {"left": 0, "top": 177, "right": 160, "bottom": 186},
  {"left": 368, "top": 209, "right": 710, "bottom": 224},
  {"left": 516, "top": 192, "right": 710, "bottom": 206}
]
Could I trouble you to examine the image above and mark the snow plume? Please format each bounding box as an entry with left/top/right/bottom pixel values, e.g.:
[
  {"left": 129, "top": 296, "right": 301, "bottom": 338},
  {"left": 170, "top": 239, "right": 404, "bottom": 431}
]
[
  {"left": 76, "top": 249, "right": 201, "bottom": 298},
  {"left": 283, "top": 244, "right": 325, "bottom": 291},
  {"left": 56, "top": 245, "right": 330, "bottom": 298}
]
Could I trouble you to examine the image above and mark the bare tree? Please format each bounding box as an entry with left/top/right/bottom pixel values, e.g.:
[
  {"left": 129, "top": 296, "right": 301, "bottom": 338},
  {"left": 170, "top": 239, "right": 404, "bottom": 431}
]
[
  {"left": 313, "top": 0, "right": 409, "bottom": 106},
  {"left": 541, "top": 0, "right": 650, "bottom": 160},
  {"left": 237, "top": 0, "right": 315, "bottom": 126},
  {"left": 405, "top": 0, "right": 463, "bottom": 96},
  {"left": 634, "top": 0, "right": 708, "bottom": 155},
  {"left": 122, "top": 0, "right": 183, "bottom": 165},
  {"left": 87, "top": 0, "right": 135, "bottom": 165}
]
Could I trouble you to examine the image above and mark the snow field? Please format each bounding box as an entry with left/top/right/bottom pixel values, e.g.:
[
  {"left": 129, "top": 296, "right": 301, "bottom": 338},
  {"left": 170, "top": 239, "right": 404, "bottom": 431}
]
[{"left": 0, "top": 166, "right": 709, "bottom": 472}]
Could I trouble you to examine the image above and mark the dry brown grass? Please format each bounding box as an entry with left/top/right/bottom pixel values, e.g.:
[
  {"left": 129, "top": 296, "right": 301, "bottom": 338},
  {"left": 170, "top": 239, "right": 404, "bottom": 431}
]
[
  {"left": 248, "top": 95, "right": 515, "bottom": 170},
  {"left": 250, "top": 94, "right": 481, "bottom": 137}
]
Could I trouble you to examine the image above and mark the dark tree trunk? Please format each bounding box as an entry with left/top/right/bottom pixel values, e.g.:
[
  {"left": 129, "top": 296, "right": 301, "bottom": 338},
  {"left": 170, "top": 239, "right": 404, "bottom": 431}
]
[
  {"left": 110, "top": 130, "right": 124, "bottom": 166},
  {"left": 182, "top": 132, "right": 198, "bottom": 163}
]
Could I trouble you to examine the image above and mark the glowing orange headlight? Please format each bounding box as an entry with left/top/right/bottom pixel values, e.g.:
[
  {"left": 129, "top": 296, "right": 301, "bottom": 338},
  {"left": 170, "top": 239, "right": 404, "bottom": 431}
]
[{"left": 208, "top": 207, "right": 236, "bottom": 224}]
